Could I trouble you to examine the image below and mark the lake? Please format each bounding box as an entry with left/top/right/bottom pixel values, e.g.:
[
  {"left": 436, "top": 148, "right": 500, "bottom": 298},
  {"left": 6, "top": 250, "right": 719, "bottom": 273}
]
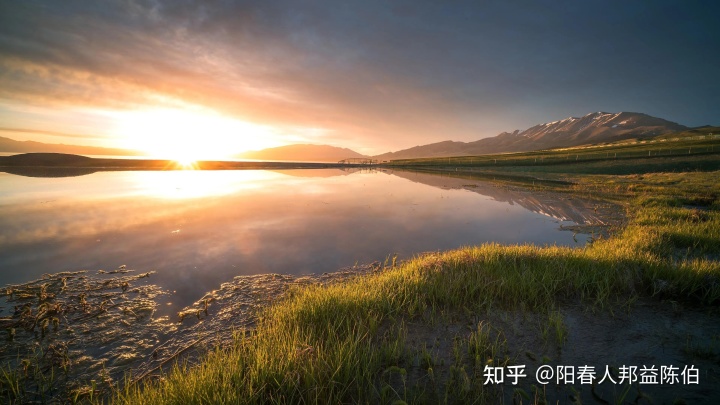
[{"left": 0, "top": 168, "right": 615, "bottom": 316}]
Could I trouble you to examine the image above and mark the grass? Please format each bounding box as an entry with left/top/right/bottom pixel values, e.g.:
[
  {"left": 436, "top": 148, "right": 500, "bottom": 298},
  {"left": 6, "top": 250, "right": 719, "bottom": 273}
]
[{"left": 108, "top": 166, "right": 720, "bottom": 404}]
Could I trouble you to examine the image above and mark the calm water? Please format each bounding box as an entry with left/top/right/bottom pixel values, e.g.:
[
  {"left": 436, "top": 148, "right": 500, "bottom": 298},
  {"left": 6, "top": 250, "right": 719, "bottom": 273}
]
[{"left": 0, "top": 168, "right": 610, "bottom": 314}]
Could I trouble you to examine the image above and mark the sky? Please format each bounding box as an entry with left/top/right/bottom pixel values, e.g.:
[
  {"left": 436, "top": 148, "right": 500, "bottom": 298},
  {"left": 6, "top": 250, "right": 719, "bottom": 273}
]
[{"left": 0, "top": 0, "right": 718, "bottom": 158}]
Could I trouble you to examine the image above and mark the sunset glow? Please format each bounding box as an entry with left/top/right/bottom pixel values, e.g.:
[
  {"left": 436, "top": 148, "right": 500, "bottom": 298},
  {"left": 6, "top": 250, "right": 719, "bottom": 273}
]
[
  {"left": 128, "top": 169, "right": 281, "bottom": 199},
  {"left": 109, "top": 108, "right": 282, "bottom": 161},
  {"left": 1, "top": 2, "right": 716, "bottom": 158}
]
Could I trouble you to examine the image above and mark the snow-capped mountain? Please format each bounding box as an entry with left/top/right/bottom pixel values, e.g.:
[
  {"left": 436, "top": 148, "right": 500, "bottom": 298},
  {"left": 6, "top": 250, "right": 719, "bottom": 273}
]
[{"left": 375, "top": 112, "right": 688, "bottom": 160}]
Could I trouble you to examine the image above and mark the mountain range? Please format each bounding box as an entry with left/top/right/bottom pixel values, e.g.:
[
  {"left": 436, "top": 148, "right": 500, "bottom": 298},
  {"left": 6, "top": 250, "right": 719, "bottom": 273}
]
[
  {"left": 0, "top": 112, "right": 695, "bottom": 161},
  {"left": 373, "top": 112, "right": 688, "bottom": 160},
  {"left": 235, "top": 144, "right": 366, "bottom": 162}
]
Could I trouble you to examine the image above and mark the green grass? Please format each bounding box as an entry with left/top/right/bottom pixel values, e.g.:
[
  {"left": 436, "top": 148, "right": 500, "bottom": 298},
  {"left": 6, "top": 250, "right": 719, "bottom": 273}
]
[{"left": 108, "top": 169, "right": 720, "bottom": 404}]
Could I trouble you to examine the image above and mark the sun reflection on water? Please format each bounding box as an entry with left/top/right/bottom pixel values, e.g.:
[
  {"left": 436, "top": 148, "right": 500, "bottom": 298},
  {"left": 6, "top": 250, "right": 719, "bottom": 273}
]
[{"left": 127, "top": 170, "right": 281, "bottom": 199}]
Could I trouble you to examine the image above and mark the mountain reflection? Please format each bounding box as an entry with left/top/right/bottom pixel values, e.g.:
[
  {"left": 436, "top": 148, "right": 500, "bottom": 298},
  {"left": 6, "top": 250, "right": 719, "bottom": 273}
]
[
  {"left": 1, "top": 167, "right": 99, "bottom": 177},
  {"left": 388, "top": 169, "right": 620, "bottom": 225}
]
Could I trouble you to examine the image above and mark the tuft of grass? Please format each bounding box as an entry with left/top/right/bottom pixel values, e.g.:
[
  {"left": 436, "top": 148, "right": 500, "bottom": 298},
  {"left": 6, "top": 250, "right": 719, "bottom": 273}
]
[
  {"left": 467, "top": 321, "right": 508, "bottom": 369},
  {"left": 541, "top": 311, "right": 568, "bottom": 346}
]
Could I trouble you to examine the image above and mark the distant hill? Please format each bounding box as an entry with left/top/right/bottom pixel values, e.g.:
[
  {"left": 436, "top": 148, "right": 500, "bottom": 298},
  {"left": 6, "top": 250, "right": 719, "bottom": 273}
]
[
  {"left": 375, "top": 112, "right": 689, "bottom": 160},
  {"left": 236, "top": 144, "right": 367, "bottom": 162},
  {"left": 0, "top": 153, "right": 99, "bottom": 177},
  {"left": 0, "top": 135, "right": 143, "bottom": 156},
  {"left": 0, "top": 152, "right": 93, "bottom": 166}
]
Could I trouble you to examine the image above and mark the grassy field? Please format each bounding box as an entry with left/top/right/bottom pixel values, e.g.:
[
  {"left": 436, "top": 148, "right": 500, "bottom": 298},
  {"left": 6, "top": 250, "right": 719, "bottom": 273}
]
[{"left": 103, "top": 142, "right": 720, "bottom": 404}]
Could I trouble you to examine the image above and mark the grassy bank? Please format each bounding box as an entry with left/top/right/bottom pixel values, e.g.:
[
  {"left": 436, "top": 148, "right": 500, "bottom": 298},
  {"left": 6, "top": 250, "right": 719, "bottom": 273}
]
[
  {"left": 109, "top": 169, "right": 720, "bottom": 404},
  {"left": 384, "top": 132, "right": 720, "bottom": 175}
]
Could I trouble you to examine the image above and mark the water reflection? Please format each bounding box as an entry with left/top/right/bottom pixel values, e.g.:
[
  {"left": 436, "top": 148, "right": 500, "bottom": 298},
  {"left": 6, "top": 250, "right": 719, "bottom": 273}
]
[
  {"left": 126, "top": 170, "right": 279, "bottom": 199},
  {"left": 0, "top": 169, "right": 617, "bottom": 315},
  {"left": 1, "top": 166, "right": 99, "bottom": 177},
  {"left": 388, "top": 169, "right": 619, "bottom": 225}
]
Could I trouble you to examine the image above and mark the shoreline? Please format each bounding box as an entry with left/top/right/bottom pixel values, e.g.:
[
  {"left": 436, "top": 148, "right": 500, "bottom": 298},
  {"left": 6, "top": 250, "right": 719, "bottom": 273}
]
[{"left": 0, "top": 152, "right": 374, "bottom": 173}]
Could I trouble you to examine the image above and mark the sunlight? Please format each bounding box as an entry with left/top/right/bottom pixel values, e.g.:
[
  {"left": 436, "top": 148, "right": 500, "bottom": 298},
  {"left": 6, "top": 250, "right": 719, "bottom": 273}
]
[
  {"left": 175, "top": 158, "right": 198, "bottom": 168},
  {"left": 128, "top": 170, "right": 283, "bottom": 199},
  {"left": 110, "top": 108, "right": 283, "bottom": 161}
]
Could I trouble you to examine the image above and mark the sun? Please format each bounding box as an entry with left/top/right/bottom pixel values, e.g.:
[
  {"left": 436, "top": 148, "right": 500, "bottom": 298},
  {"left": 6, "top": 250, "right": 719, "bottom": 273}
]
[
  {"left": 174, "top": 156, "right": 197, "bottom": 167},
  {"left": 110, "top": 108, "right": 282, "bottom": 162}
]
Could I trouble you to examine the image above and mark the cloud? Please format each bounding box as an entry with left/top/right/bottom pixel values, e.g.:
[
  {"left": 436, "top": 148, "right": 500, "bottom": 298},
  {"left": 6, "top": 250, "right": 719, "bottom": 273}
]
[
  {"left": 0, "top": 126, "right": 101, "bottom": 140},
  {"left": 0, "top": 1, "right": 718, "bottom": 153}
]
